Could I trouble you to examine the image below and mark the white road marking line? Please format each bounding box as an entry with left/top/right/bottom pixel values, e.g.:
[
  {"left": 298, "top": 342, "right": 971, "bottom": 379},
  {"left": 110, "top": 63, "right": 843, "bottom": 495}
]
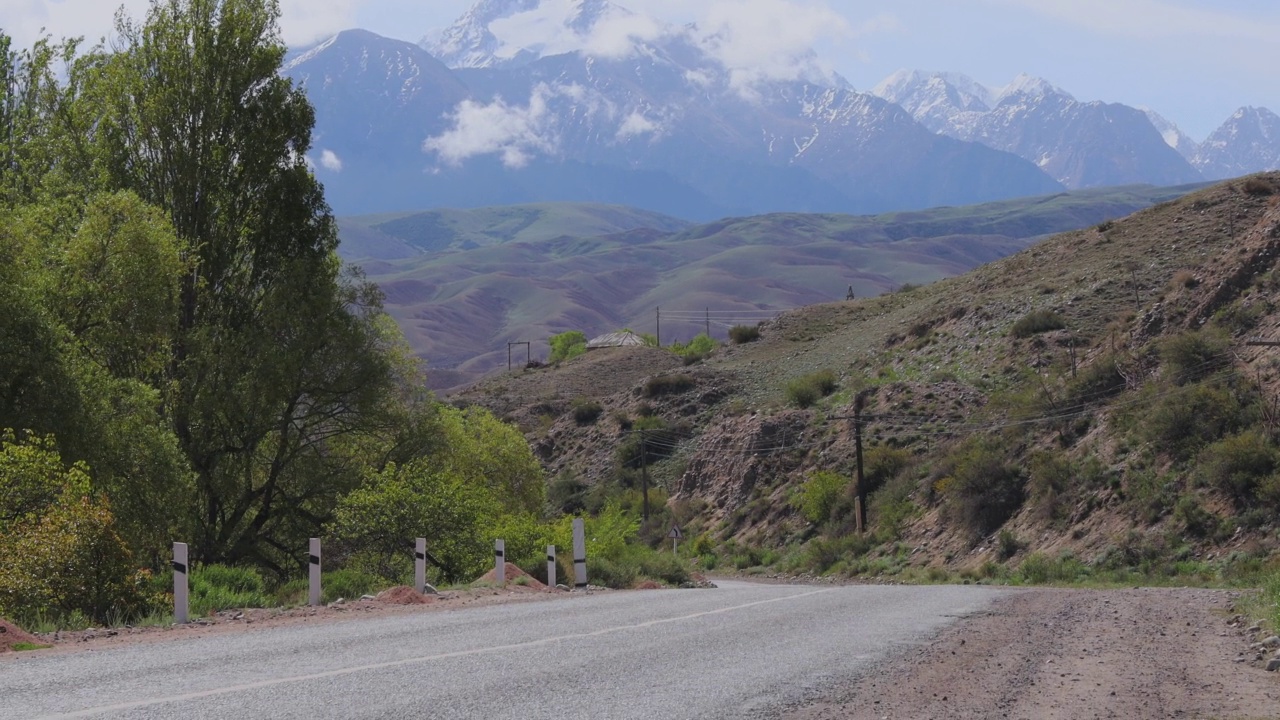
[{"left": 39, "top": 588, "right": 833, "bottom": 719}]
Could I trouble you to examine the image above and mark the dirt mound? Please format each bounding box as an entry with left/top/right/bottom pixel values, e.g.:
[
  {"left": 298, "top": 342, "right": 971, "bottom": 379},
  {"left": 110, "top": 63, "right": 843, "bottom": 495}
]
[
  {"left": 376, "top": 586, "right": 431, "bottom": 605},
  {"left": 633, "top": 580, "right": 663, "bottom": 590},
  {"left": 0, "top": 617, "right": 40, "bottom": 652},
  {"left": 474, "top": 562, "right": 547, "bottom": 590}
]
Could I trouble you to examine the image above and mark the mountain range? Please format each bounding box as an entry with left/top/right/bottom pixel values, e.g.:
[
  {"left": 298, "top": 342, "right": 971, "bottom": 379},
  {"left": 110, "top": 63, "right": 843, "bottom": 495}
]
[{"left": 285, "top": 0, "right": 1280, "bottom": 221}]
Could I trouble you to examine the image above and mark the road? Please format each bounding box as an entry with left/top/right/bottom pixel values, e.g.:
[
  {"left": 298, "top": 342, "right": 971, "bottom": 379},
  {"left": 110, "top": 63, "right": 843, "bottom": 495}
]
[{"left": 1, "top": 581, "right": 1007, "bottom": 719}]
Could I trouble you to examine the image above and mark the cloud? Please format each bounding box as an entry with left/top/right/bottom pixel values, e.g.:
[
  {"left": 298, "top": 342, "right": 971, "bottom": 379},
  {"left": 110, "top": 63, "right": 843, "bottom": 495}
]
[
  {"left": 423, "top": 83, "right": 563, "bottom": 169},
  {"left": 485, "top": 0, "right": 665, "bottom": 62},
  {"left": 616, "top": 111, "right": 661, "bottom": 140},
  {"left": 319, "top": 149, "right": 344, "bottom": 172},
  {"left": 691, "top": 0, "right": 861, "bottom": 95}
]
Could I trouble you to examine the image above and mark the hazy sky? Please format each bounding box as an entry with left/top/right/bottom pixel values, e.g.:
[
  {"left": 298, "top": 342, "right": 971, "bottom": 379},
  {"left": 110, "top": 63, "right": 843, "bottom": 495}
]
[{"left": 4, "top": 0, "right": 1277, "bottom": 139}]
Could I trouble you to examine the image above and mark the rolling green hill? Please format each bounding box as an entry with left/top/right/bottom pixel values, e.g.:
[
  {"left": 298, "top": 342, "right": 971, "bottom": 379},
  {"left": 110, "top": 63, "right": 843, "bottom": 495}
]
[{"left": 342, "top": 185, "right": 1207, "bottom": 391}]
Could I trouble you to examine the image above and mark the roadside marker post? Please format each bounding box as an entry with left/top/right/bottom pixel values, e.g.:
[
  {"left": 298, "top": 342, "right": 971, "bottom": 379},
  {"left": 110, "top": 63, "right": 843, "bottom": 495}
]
[
  {"left": 668, "top": 525, "right": 683, "bottom": 555},
  {"left": 495, "top": 539, "right": 506, "bottom": 584},
  {"left": 172, "top": 542, "right": 189, "bottom": 624},
  {"left": 415, "top": 538, "right": 426, "bottom": 594},
  {"left": 572, "top": 518, "right": 587, "bottom": 590},
  {"left": 547, "top": 545, "right": 556, "bottom": 588},
  {"left": 309, "top": 538, "right": 322, "bottom": 607}
]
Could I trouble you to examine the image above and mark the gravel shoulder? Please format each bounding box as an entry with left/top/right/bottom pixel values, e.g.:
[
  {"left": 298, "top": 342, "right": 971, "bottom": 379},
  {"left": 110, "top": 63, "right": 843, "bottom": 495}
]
[{"left": 784, "top": 587, "right": 1280, "bottom": 720}]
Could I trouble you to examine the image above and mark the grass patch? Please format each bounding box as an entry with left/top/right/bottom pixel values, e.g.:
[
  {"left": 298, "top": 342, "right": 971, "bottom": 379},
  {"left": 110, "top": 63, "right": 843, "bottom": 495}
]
[
  {"left": 12, "top": 642, "right": 52, "bottom": 651},
  {"left": 786, "top": 370, "right": 838, "bottom": 408},
  {"left": 1011, "top": 309, "right": 1066, "bottom": 338},
  {"left": 728, "top": 324, "right": 761, "bottom": 344},
  {"left": 644, "top": 374, "right": 695, "bottom": 397}
]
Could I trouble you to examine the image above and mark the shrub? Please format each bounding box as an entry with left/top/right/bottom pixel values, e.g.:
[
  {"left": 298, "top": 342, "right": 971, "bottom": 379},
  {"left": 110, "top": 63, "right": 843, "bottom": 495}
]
[
  {"left": 1064, "top": 354, "right": 1127, "bottom": 406},
  {"left": 1142, "top": 381, "right": 1255, "bottom": 460},
  {"left": 189, "top": 564, "right": 268, "bottom": 615},
  {"left": 997, "top": 529, "right": 1021, "bottom": 560},
  {"left": 796, "top": 470, "right": 847, "bottom": 525},
  {"left": 548, "top": 331, "right": 587, "bottom": 364},
  {"left": 1173, "top": 496, "right": 1221, "bottom": 539},
  {"left": 1019, "top": 552, "right": 1088, "bottom": 584},
  {"left": 1158, "top": 329, "right": 1229, "bottom": 385},
  {"left": 670, "top": 333, "right": 718, "bottom": 363},
  {"left": 644, "top": 374, "right": 695, "bottom": 398},
  {"left": 572, "top": 399, "right": 603, "bottom": 425},
  {"left": 547, "top": 471, "right": 588, "bottom": 515},
  {"left": 729, "top": 324, "right": 761, "bottom": 344},
  {"left": 1243, "top": 177, "right": 1278, "bottom": 196},
  {"left": 943, "top": 438, "right": 1026, "bottom": 537},
  {"left": 1011, "top": 309, "right": 1066, "bottom": 338},
  {"left": 786, "top": 370, "right": 838, "bottom": 408},
  {"left": 1197, "top": 430, "right": 1279, "bottom": 507}
]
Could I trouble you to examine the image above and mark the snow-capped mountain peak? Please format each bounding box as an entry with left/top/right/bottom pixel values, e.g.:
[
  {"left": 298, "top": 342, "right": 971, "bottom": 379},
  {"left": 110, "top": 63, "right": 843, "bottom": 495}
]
[
  {"left": 1195, "top": 106, "right": 1280, "bottom": 179},
  {"left": 423, "top": 0, "right": 633, "bottom": 69},
  {"left": 994, "top": 73, "right": 1070, "bottom": 104},
  {"left": 1141, "top": 108, "right": 1198, "bottom": 160}
]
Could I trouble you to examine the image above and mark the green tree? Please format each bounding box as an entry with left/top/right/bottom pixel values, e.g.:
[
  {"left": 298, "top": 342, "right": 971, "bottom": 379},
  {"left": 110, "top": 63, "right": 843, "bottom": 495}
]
[
  {"left": 82, "top": 0, "right": 397, "bottom": 568},
  {"left": 548, "top": 331, "right": 587, "bottom": 363},
  {"left": 435, "top": 406, "right": 546, "bottom": 515}
]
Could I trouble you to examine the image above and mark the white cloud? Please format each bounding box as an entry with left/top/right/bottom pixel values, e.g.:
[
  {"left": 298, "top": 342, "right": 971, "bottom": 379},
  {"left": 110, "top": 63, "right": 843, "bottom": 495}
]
[
  {"left": 423, "top": 83, "right": 563, "bottom": 169},
  {"left": 616, "top": 111, "right": 661, "bottom": 140},
  {"left": 485, "top": 0, "right": 665, "bottom": 62},
  {"left": 319, "top": 149, "right": 344, "bottom": 172},
  {"left": 692, "top": 0, "right": 858, "bottom": 95}
]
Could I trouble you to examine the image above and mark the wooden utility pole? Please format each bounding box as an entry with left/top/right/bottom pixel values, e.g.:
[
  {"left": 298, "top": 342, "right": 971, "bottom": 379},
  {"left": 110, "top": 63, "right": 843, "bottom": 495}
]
[
  {"left": 640, "top": 429, "right": 651, "bottom": 522},
  {"left": 853, "top": 394, "right": 867, "bottom": 534},
  {"left": 656, "top": 307, "right": 661, "bottom": 348},
  {"left": 507, "top": 342, "right": 530, "bottom": 371},
  {"left": 705, "top": 308, "right": 711, "bottom": 339}
]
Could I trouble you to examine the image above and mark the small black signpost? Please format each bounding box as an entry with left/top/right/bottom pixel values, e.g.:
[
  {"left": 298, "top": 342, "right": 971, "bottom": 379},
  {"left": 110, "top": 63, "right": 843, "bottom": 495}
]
[{"left": 668, "top": 525, "right": 683, "bottom": 555}]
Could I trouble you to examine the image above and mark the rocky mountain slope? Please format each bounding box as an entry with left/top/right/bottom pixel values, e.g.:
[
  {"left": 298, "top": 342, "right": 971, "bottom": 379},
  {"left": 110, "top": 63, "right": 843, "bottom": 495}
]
[
  {"left": 1195, "top": 106, "right": 1280, "bottom": 181},
  {"left": 347, "top": 185, "right": 1202, "bottom": 391},
  {"left": 458, "top": 173, "right": 1280, "bottom": 579}
]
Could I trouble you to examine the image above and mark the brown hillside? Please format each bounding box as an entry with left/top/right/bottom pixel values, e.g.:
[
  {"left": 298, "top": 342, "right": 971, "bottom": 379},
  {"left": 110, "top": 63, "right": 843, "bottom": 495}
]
[{"left": 459, "top": 173, "right": 1280, "bottom": 576}]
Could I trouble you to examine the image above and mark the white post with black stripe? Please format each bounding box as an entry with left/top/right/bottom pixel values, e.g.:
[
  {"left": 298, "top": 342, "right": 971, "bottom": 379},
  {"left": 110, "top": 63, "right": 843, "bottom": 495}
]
[
  {"left": 415, "top": 537, "right": 427, "bottom": 594},
  {"left": 309, "top": 537, "right": 322, "bottom": 607},
  {"left": 546, "top": 545, "right": 556, "bottom": 588},
  {"left": 172, "top": 542, "right": 189, "bottom": 624},
  {"left": 572, "top": 517, "right": 587, "bottom": 590},
  {"left": 495, "top": 539, "right": 506, "bottom": 583}
]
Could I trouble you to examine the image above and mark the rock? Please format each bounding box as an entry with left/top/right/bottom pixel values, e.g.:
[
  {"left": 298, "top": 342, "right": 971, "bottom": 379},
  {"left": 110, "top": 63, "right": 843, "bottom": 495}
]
[
  {"left": 360, "top": 594, "right": 376, "bottom": 601},
  {"left": 423, "top": 583, "right": 439, "bottom": 595},
  {"left": 1262, "top": 636, "right": 1280, "bottom": 648},
  {"left": 1267, "top": 658, "right": 1280, "bottom": 672},
  {"left": 1247, "top": 624, "right": 1262, "bottom": 634},
  {"left": 555, "top": 584, "right": 570, "bottom": 591}
]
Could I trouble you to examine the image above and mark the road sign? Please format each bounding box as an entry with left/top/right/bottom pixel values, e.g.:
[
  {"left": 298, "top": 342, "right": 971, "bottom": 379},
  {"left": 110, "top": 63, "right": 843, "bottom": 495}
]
[{"left": 667, "top": 526, "right": 683, "bottom": 540}]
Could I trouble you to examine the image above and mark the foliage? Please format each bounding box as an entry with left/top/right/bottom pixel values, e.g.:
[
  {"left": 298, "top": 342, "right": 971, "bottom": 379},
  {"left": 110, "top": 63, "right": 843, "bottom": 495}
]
[
  {"left": 551, "top": 503, "right": 639, "bottom": 563},
  {"left": 189, "top": 564, "right": 268, "bottom": 616},
  {"left": 616, "top": 416, "right": 682, "bottom": 468},
  {"left": 1018, "top": 552, "right": 1089, "bottom": 584},
  {"left": 786, "top": 370, "right": 838, "bottom": 408},
  {"left": 547, "top": 471, "right": 589, "bottom": 515},
  {"left": 670, "top": 333, "right": 718, "bottom": 363},
  {"left": 1140, "top": 379, "right": 1256, "bottom": 460},
  {"left": 572, "top": 399, "right": 603, "bottom": 425},
  {"left": 326, "top": 460, "right": 500, "bottom": 583},
  {"left": 433, "top": 405, "right": 546, "bottom": 515},
  {"left": 796, "top": 470, "right": 847, "bottom": 525},
  {"left": 548, "top": 331, "right": 587, "bottom": 364},
  {"left": 941, "top": 437, "right": 1026, "bottom": 537},
  {"left": 728, "top": 324, "right": 761, "bottom": 344},
  {"left": 1158, "top": 329, "right": 1229, "bottom": 385},
  {"left": 644, "top": 374, "right": 695, "bottom": 397},
  {"left": 0, "top": 486, "right": 150, "bottom": 624},
  {"left": 0, "top": 431, "right": 89, "bottom": 536},
  {"left": 1196, "top": 430, "right": 1279, "bottom": 508},
  {"left": 1011, "top": 309, "right": 1066, "bottom": 338}
]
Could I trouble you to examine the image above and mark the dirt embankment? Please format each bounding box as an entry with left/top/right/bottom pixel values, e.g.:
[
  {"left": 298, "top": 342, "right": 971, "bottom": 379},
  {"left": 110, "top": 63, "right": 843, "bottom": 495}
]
[{"left": 786, "top": 587, "right": 1280, "bottom": 720}]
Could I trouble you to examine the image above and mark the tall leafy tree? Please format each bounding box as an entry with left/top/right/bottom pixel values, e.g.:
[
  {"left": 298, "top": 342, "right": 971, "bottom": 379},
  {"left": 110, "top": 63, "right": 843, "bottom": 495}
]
[{"left": 86, "top": 0, "right": 396, "bottom": 569}]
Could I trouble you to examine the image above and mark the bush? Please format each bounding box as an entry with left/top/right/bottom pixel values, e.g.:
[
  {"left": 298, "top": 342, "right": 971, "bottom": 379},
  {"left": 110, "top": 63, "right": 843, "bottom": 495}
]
[
  {"left": 1142, "top": 380, "right": 1256, "bottom": 460},
  {"left": 548, "top": 331, "right": 587, "bottom": 364},
  {"left": 1011, "top": 309, "right": 1066, "bottom": 338},
  {"left": 1197, "top": 430, "right": 1279, "bottom": 507},
  {"left": 1243, "top": 177, "right": 1278, "bottom": 196},
  {"left": 728, "top": 325, "right": 761, "bottom": 344},
  {"left": 571, "top": 399, "right": 603, "bottom": 425},
  {"left": 1158, "top": 329, "right": 1229, "bottom": 385},
  {"left": 644, "top": 374, "right": 695, "bottom": 397},
  {"left": 1019, "top": 552, "right": 1088, "bottom": 584},
  {"left": 786, "top": 370, "right": 838, "bottom": 408},
  {"left": 189, "top": 564, "right": 268, "bottom": 615},
  {"left": 1173, "top": 496, "right": 1221, "bottom": 539},
  {"left": 670, "top": 334, "right": 718, "bottom": 363},
  {"left": 942, "top": 438, "right": 1026, "bottom": 537},
  {"left": 997, "top": 529, "right": 1021, "bottom": 560},
  {"left": 796, "top": 470, "right": 847, "bottom": 525},
  {"left": 1064, "top": 355, "right": 1128, "bottom": 406},
  {"left": 547, "top": 471, "right": 588, "bottom": 515}
]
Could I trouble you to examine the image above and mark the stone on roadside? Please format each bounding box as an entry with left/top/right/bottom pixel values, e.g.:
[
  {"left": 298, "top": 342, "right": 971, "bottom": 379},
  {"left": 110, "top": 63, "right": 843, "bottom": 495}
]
[
  {"left": 1262, "top": 636, "right": 1280, "bottom": 648},
  {"left": 1267, "top": 658, "right": 1280, "bottom": 672}
]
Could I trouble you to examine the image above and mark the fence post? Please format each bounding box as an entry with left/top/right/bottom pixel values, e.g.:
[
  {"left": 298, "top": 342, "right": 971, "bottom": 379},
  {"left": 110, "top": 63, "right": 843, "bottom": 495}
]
[
  {"left": 172, "top": 542, "right": 188, "bottom": 624},
  {"left": 415, "top": 537, "right": 426, "bottom": 594},
  {"left": 572, "top": 518, "right": 587, "bottom": 590},
  {"left": 309, "top": 537, "right": 322, "bottom": 607},
  {"left": 547, "top": 545, "right": 556, "bottom": 588},
  {"left": 495, "top": 539, "right": 505, "bottom": 584}
]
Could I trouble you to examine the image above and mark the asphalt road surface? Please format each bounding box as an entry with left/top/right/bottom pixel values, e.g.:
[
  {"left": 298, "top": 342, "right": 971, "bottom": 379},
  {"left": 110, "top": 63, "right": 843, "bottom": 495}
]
[{"left": 2, "top": 581, "right": 1007, "bottom": 719}]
